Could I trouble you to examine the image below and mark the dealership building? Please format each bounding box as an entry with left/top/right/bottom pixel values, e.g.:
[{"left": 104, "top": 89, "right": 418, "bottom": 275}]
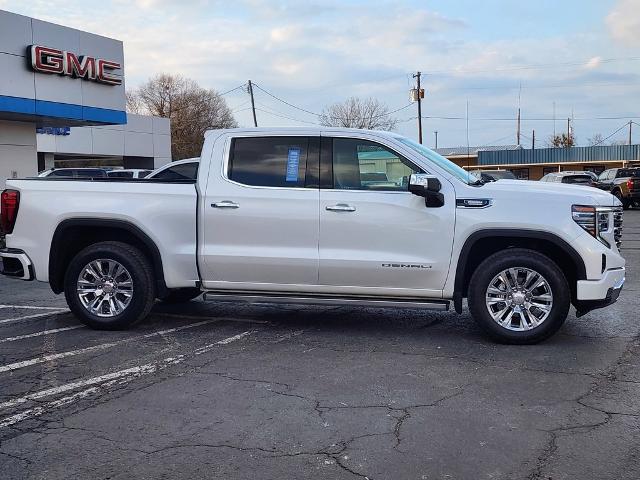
[{"left": 0, "top": 9, "right": 170, "bottom": 188}]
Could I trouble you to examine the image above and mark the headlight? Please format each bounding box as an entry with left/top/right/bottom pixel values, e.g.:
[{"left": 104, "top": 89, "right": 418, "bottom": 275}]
[
  {"left": 572, "top": 205, "right": 621, "bottom": 249},
  {"left": 572, "top": 205, "right": 596, "bottom": 236}
]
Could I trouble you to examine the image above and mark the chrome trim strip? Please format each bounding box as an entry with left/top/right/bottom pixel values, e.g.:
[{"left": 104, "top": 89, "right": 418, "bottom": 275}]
[{"left": 203, "top": 292, "right": 449, "bottom": 310}]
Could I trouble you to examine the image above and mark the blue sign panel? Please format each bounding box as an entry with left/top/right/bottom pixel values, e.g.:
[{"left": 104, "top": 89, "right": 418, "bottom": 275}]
[
  {"left": 286, "top": 147, "right": 301, "bottom": 182},
  {"left": 36, "top": 126, "right": 71, "bottom": 136}
]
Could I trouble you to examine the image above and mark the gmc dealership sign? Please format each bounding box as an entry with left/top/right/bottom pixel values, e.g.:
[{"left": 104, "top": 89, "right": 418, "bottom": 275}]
[{"left": 28, "top": 45, "right": 122, "bottom": 86}]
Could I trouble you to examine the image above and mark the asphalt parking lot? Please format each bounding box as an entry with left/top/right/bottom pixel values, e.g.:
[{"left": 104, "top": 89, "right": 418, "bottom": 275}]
[{"left": 0, "top": 212, "right": 639, "bottom": 480}]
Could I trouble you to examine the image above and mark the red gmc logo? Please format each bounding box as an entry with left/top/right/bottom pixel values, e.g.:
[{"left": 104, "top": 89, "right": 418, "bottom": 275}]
[{"left": 28, "top": 45, "right": 122, "bottom": 86}]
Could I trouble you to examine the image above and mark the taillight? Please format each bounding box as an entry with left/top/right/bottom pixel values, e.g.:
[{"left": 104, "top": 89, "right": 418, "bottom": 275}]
[
  {"left": 628, "top": 179, "right": 633, "bottom": 190},
  {"left": 0, "top": 189, "right": 20, "bottom": 234}
]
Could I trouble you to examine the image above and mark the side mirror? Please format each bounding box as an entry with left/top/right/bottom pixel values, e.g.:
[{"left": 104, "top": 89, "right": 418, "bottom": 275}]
[{"left": 409, "top": 174, "right": 445, "bottom": 208}]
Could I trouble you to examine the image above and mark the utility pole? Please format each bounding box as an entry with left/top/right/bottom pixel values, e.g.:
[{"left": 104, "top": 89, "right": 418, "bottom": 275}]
[
  {"left": 532, "top": 129, "right": 535, "bottom": 150},
  {"left": 434, "top": 130, "right": 438, "bottom": 149},
  {"left": 629, "top": 120, "right": 633, "bottom": 146},
  {"left": 516, "top": 108, "right": 521, "bottom": 146},
  {"left": 412, "top": 72, "right": 423, "bottom": 144},
  {"left": 247, "top": 80, "right": 257, "bottom": 127},
  {"left": 567, "top": 117, "right": 571, "bottom": 146}
]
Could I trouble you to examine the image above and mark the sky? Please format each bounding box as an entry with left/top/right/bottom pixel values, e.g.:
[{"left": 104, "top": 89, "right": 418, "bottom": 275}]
[{"left": 1, "top": 0, "right": 639, "bottom": 148}]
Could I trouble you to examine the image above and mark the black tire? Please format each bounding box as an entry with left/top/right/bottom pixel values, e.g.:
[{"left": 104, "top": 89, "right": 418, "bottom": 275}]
[
  {"left": 467, "top": 248, "right": 570, "bottom": 344},
  {"left": 64, "top": 241, "right": 155, "bottom": 330},
  {"left": 613, "top": 190, "right": 630, "bottom": 210},
  {"left": 160, "top": 288, "right": 202, "bottom": 304}
]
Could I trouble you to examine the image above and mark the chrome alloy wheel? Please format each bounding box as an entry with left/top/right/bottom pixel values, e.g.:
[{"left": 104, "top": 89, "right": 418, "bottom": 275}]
[
  {"left": 77, "top": 259, "right": 134, "bottom": 318},
  {"left": 485, "top": 267, "right": 553, "bottom": 331}
]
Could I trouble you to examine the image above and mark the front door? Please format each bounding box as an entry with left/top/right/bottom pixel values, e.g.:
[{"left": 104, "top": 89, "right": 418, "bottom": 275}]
[
  {"left": 201, "top": 135, "right": 320, "bottom": 289},
  {"left": 318, "top": 135, "right": 456, "bottom": 297}
]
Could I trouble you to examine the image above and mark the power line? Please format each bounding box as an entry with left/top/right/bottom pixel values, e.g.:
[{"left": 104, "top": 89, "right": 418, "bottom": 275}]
[
  {"left": 252, "top": 83, "right": 319, "bottom": 116},
  {"left": 218, "top": 83, "right": 247, "bottom": 96},
  {"left": 254, "top": 108, "right": 319, "bottom": 125},
  {"left": 419, "top": 115, "right": 640, "bottom": 121},
  {"left": 592, "top": 122, "right": 632, "bottom": 146},
  {"left": 252, "top": 82, "right": 413, "bottom": 121}
]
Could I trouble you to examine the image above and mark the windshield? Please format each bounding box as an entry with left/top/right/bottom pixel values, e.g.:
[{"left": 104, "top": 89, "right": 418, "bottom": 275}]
[{"left": 397, "top": 137, "right": 477, "bottom": 184}]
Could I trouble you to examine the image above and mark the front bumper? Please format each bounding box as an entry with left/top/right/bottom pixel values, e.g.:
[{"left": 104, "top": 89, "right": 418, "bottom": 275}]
[
  {"left": 0, "top": 248, "right": 34, "bottom": 280},
  {"left": 574, "top": 267, "right": 624, "bottom": 317}
]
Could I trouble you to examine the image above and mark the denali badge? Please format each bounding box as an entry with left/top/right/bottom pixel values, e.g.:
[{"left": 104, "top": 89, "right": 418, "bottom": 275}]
[
  {"left": 382, "top": 263, "right": 432, "bottom": 269},
  {"left": 28, "top": 45, "right": 122, "bottom": 85}
]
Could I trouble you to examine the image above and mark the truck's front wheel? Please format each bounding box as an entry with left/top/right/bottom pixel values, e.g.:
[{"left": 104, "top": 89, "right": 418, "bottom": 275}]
[
  {"left": 64, "top": 241, "right": 155, "bottom": 330},
  {"left": 467, "top": 248, "right": 570, "bottom": 344}
]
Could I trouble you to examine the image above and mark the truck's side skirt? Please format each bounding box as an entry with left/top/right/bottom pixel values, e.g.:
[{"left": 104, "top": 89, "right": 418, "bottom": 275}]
[{"left": 203, "top": 291, "right": 449, "bottom": 310}]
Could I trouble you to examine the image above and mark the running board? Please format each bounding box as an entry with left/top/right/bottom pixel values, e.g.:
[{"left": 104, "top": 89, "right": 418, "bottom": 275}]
[{"left": 202, "top": 292, "right": 449, "bottom": 310}]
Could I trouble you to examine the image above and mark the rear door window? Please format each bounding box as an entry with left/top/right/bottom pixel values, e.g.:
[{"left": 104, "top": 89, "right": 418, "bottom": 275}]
[{"left": 228, "top": 137, "right": 310, "bottom": 188}]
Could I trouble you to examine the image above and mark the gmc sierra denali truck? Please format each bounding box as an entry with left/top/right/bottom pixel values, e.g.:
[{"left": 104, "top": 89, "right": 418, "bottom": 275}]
[{"left": 0, "top": 128, "right": 626, "bottom": 344}]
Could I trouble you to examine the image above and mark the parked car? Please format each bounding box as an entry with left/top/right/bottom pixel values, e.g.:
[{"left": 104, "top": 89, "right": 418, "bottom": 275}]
[
  {"left": 107, "top": 169, "right": 153, "bottom": 179},
  {"left": 539, "top": 171, "right": 596, "bottom": 186},
  {"left": 594, "top": 167, "right": 640, "bottom": 209},
  {"left": 146, "top": 158, "right": 199, "bottom": 180},
  {"left": 1, "top": 128, "right": 625, "bottom": 344},
  {"left": 470, "top": 169, "right": 517, "bottom": 182},
  {"left": 38, "top": 167, "right": 109, "bottom": 178}
]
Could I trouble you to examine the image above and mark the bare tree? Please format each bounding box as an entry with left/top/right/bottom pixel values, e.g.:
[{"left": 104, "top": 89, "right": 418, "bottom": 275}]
[
  {"left": 546, "top": 132, "right": 576, "bottom": 148},
  {"left": 587, "top": 133, "right": 604, "bottom": 146},
  {"left": 127, "top": 74, "right": 237, "bottom": 159},
  {"left": 319, "top": 97, "right": 398, "bottom": 130}
]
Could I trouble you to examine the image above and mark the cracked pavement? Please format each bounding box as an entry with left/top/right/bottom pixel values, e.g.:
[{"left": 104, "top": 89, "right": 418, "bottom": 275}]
[{"left": 0, "top": 210, "right": 639, "bottom": 479}]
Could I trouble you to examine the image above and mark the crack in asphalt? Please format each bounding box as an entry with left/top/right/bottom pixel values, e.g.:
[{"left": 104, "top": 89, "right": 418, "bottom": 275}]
[{"left": 524, "top": 337, "right": 640, "bottom": 480}]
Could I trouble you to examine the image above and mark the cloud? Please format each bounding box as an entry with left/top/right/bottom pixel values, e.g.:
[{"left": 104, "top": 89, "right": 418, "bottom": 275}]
[
  {"left": 606, "top": 0, "right": 640, "bottom": 45},
  {"left": 1, "top": 0, "right": 637, "bottom": 147}
]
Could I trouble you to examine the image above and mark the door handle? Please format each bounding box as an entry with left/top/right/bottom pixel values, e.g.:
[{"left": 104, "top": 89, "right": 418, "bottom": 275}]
[
  {"left": 212, "top": 201, "right": 239, "bottom": 209},
  {"left": 326, "top": 203, "right": 356, "bottom": 212}
]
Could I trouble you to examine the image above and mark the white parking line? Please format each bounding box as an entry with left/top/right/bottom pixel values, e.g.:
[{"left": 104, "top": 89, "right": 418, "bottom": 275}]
[
  {"left": 0, "top": 325, "right": 83, "bottom": 344},
  {"left": 156, "top": 313, "right": 269, "bottom": 324},
  {"left": 0, "top": 310, "right": 70, "bottom": 325},
  {"left": 0, "top": 330, "right": 254, "bottom": 428},
  {"left": 0, "top": 305, "right": 67, "bottom": 310},
  {"left": 0, "top": 319, "right": 218, "bottom": 374}
]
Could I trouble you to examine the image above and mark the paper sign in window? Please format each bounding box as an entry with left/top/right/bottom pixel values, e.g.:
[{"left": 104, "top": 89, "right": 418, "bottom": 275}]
[{"left": 286, "top": 147, "right": 301, "bottom": 182}]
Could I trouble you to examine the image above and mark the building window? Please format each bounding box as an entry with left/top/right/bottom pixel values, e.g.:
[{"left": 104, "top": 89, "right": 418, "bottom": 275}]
[
  {"left": 542, "top": 167, "right": 557, "bottom": 176},
  {"left": 511, "top": 168, "right": 530, "bottom": 180}
]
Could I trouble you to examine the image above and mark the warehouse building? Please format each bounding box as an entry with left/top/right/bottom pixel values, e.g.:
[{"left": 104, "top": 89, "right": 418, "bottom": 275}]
[{"left": 438, "top": 144, "right": 640, "bottom": 180}]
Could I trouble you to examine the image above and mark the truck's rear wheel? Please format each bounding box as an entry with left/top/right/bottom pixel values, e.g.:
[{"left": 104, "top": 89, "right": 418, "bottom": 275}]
[
  {"left": 467, "top": 248, "right": 570, "bottom": 344},
  {"left": 64, "top": 241, "right": 155, "bottom": 330}
]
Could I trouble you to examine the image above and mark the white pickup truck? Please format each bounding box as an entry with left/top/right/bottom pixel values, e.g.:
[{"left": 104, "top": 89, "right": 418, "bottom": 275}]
[{"left": 0, "top": 128, "right": 625, "bottom": 344}]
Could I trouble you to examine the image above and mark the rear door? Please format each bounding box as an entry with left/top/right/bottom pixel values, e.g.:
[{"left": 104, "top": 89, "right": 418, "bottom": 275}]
[{"left": 201, "top": 134, "right": 320, "bottom": 289}]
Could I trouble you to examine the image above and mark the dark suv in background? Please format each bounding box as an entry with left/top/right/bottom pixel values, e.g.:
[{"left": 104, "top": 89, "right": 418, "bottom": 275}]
[{"left": 595, "top": 168, "right": 640, "bottom": 209}]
